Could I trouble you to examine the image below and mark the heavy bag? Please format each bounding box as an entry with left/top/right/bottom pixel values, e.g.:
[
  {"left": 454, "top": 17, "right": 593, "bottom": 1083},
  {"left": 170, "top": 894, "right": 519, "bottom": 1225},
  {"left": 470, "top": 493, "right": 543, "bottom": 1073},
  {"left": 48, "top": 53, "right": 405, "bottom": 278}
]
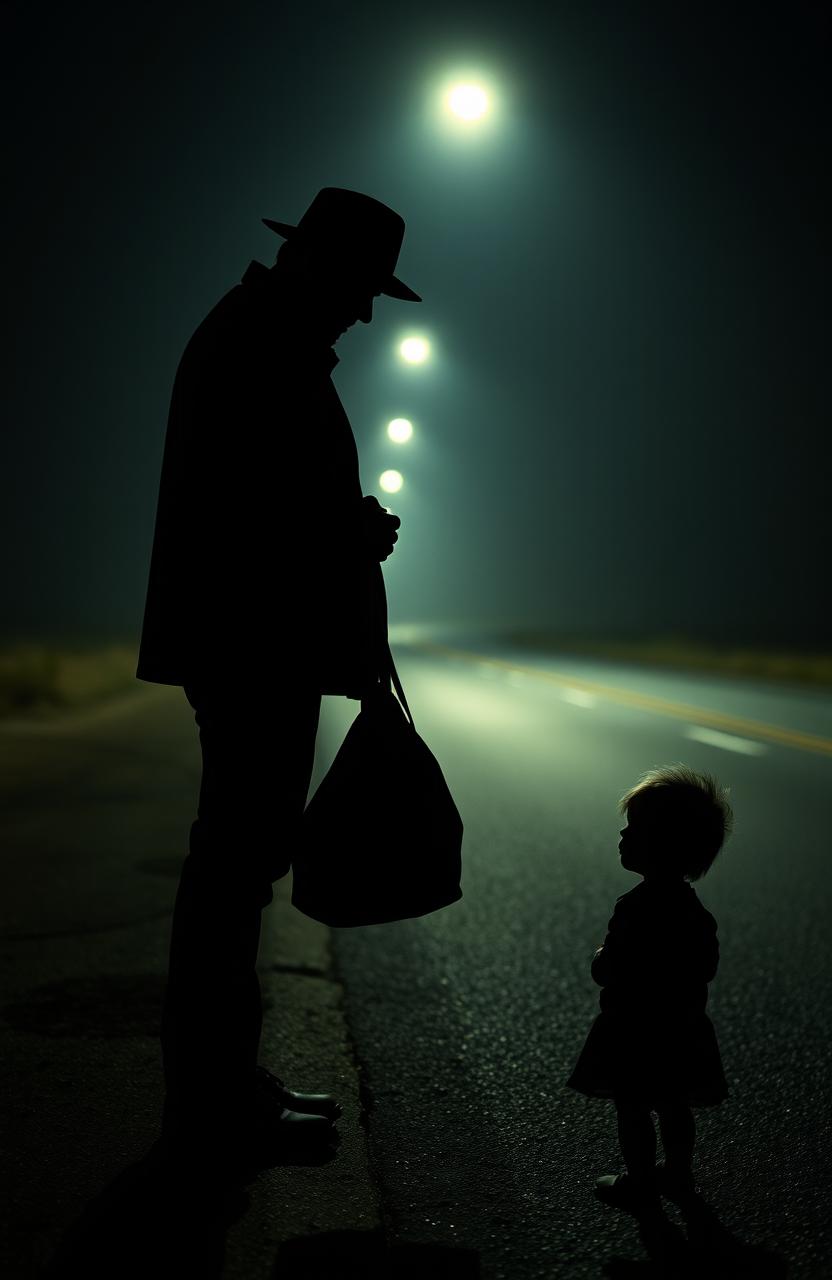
[{"left": 292, "top": 651, "right": 463, "bottom": 927}]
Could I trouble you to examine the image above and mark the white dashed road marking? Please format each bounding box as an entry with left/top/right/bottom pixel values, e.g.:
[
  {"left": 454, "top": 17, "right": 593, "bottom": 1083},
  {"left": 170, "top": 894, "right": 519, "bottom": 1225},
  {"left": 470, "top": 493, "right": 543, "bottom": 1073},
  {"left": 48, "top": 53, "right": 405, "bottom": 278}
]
[
  {"left": 684, "top": 725, "right": 768, "bottom": 756},
  {"left": 561, "top": 688, "right": 597, "bottom": 709}
]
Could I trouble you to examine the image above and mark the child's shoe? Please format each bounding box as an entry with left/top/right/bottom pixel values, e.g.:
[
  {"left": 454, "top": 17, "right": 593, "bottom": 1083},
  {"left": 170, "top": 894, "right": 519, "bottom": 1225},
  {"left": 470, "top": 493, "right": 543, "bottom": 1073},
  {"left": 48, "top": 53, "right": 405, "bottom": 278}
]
[{"left": 595, "top": 1172, "right": 662, "bottom": 1215}]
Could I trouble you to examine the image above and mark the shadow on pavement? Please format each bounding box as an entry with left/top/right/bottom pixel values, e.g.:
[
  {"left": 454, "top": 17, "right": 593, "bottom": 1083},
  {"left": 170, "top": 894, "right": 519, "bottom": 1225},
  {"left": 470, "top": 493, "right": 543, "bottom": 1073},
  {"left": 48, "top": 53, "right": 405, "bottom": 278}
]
[
  {"left": 602, "top": 1191, "right": 787, "bottom": 1278},
  {"left": 273, "top": 1230, "right": 481, "bottom": 1277},
  {"left": 42, "top": 1151, "right": 244, "bottom": 1277},
  {"left": 42, "top": 1139, "right": 338, "bottom": 1279}
]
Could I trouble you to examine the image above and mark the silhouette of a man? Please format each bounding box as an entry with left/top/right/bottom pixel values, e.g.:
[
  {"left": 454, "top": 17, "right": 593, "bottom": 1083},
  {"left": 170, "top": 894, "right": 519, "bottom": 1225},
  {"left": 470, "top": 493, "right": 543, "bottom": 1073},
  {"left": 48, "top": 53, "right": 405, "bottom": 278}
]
[{"left": 136, "top": 188, "right": 421, "bottom": 1160}]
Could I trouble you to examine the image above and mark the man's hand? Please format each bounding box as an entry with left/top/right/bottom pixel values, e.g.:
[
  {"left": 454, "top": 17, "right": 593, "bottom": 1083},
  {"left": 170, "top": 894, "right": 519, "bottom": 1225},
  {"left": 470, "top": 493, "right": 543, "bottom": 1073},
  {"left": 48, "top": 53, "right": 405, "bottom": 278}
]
[{"left": 361, "top": 494, "right": 400, "bottom": 561}]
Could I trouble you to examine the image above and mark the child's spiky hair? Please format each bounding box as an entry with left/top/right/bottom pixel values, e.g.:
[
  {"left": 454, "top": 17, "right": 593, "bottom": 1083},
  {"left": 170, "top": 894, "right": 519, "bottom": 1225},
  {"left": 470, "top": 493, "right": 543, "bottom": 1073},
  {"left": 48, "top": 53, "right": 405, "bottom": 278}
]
[{"left": 619, "top": 764, "right": 733, "bottom": 880}]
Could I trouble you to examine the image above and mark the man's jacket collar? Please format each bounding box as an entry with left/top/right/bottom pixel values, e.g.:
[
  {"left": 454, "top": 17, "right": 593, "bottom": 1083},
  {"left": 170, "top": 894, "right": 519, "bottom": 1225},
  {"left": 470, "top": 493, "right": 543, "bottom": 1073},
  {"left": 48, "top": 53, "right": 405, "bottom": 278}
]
[{"left": 241, "top": 260, "right": 339, "bottom": 372}]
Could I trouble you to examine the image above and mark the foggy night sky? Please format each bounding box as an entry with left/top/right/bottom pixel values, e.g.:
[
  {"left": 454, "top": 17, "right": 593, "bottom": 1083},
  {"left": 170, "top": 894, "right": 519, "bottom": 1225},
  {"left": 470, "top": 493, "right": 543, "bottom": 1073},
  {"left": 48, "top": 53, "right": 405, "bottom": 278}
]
[{"left": 2, "top": 1, "right": 829, "bottom": 647}]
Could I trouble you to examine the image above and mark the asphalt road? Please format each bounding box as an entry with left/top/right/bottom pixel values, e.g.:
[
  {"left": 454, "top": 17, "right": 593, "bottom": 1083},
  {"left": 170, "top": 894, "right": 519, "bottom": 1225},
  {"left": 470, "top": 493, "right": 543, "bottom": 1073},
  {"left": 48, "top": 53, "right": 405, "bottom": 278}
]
[
  {"left": 2, "top": 644, "right": 829, "bottom": 1278},
  {"left": 317, "top": 643, "right": 832, "bottom": 1279}
]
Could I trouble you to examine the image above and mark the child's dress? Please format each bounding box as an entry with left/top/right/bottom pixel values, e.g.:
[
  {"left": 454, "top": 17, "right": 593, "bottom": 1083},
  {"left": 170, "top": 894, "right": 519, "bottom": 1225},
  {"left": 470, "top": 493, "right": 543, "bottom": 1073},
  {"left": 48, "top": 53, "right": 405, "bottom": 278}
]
[{"left": 567, "top": 879, "right": 728, "bottom": 1107}]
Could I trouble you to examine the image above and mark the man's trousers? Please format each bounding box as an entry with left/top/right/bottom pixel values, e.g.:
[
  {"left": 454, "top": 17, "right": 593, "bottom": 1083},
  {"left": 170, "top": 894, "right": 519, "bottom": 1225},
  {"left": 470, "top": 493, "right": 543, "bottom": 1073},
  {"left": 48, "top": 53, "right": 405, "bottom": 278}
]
[{"left": 160, "top": 680, "right": 322, "bottom": 1113}]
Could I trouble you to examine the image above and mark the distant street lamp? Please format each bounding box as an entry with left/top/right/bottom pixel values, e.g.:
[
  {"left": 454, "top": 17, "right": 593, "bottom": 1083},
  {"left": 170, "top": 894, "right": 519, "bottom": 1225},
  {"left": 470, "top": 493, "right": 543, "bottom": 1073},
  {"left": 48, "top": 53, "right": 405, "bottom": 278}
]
[
  {"left": 447, "top": 83, "right": 489, "bottom": 121},
  {"left": 380, "top": 470, "right": 404, "bottom": 494},
  {"left": 399, "top": 336, "right": 430, "bottom": 364},
  {"left": 387, "top": 417, "right": 414, "bottom": 443},
  {"left": 432, "top": 69, "right": 498, "bottom": 137}
]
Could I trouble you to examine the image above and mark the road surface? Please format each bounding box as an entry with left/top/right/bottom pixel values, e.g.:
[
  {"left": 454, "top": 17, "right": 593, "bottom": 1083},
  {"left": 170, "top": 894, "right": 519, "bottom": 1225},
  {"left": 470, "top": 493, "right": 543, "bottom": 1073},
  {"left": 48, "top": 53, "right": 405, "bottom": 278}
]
[
  {"left": 2, "top": 641, "right": 829, "bottom": 1276},
  {"left": 320, "top": 642, "right": 832, "bottom": 1278}
]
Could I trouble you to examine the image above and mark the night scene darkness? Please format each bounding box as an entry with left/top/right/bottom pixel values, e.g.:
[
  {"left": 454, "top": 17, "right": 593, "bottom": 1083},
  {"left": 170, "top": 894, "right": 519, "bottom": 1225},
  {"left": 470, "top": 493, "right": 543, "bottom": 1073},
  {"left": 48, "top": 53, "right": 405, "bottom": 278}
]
[
  {"left": 2, "top": 3, "right": 831, "bottom": 1278},
  {"left": 3, "top": 0, "right": 829, "bottom": 647}
]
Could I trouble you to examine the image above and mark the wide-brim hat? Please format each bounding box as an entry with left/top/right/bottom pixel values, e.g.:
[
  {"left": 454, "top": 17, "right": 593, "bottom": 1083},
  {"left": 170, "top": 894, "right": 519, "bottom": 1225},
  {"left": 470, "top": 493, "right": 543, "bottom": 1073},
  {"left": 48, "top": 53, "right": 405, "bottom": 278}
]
[{"left": 262, "top": 187, "right": 421, "bottom": 302}]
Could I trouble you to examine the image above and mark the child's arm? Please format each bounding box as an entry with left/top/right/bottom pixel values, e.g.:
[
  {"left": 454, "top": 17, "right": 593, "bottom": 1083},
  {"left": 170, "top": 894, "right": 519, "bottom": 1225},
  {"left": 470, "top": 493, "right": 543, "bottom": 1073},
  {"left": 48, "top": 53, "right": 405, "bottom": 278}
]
[
  {"left": 590, "top": 902, "right": 636, "bottom": 986},
  {"left": 590, "top": 944, "right": 612, "bottom": 985}
]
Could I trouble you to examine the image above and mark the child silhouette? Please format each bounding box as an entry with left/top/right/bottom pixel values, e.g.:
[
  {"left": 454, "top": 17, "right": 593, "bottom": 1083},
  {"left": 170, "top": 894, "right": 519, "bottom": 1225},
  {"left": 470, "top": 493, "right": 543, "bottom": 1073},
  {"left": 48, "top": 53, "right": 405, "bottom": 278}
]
[{"left": 567, "top": 764, "right": 732, "bottom": 1212}]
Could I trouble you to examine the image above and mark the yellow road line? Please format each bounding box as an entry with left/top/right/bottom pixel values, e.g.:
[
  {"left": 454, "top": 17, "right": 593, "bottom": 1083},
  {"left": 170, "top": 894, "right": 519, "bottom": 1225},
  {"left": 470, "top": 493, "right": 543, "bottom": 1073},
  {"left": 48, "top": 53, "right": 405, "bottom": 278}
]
[{"left": 415, "top": 643, "right": 832, "bottom": 758}]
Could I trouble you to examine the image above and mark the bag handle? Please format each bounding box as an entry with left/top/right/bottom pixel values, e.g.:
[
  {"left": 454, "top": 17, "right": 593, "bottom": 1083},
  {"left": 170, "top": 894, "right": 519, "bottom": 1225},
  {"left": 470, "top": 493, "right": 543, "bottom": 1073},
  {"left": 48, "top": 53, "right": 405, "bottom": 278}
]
[
  {"left": 385, "top": 640, "right": 416, "bottom": 731},
  {"left": 372, "top": 562, "right": 416, "bottom": 731}
]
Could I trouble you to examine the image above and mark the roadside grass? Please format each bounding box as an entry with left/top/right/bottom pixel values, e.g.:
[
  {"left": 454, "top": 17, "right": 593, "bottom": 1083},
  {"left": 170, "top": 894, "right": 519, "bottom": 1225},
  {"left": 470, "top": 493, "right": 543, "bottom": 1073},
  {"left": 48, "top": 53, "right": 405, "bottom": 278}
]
[
  {"left": 0, "top": 644, "right": 139, "bottom": 718},
  {"left": 502, "top": 633, "right": 832, "bottom": 688},
  {"left": 2, "top": 635, "right": 830, "bottom": 721}
]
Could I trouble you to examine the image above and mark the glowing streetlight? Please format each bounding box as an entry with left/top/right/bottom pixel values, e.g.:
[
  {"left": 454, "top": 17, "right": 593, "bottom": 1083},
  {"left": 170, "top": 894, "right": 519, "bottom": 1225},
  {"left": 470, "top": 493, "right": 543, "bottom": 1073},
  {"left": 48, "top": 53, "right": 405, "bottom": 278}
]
[
  {"left": 380, "top": 470, "right": 404, "bottom": 494},
  {"left": 399, "top": 336, "right": 430, "bottom": 364},
  {"left": 430, "top": 69, "right": 499, "bottom": 139},
  {"left": 447, "top": 83, "right": 489, "bottom": 121},
  {"left": 387, "top": 417, "right": 413, "bottom": 443}
]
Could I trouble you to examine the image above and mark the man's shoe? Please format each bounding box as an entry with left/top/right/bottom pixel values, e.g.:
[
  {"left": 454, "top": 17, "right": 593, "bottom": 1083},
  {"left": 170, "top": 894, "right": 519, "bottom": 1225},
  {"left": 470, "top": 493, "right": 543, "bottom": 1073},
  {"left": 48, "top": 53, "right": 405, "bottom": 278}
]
[
  {"left": 255, "top": 1064, "right": 342, "bottom": 1120},
  {"left": 238, "top": 1089, "right": 338, "bottom": 1169},
  {"left": 595, "top": 1173, "right": 662, "bottom": 1215},
  {"left": 160, "top": 1082, "right": 337, "bottom": 1169}
]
